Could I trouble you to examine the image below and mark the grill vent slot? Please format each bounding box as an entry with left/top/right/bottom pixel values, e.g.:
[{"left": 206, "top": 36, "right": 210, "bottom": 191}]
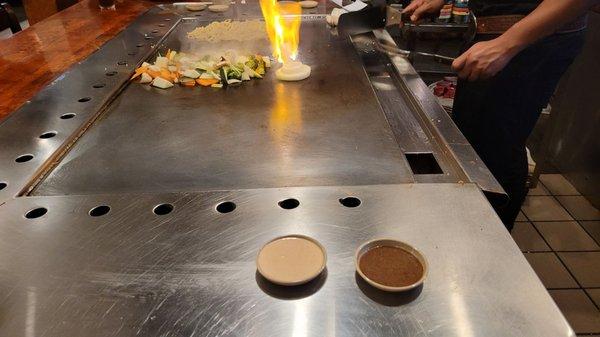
[{"left": 405, "top": 153, "right": 443, "bottom": 175}]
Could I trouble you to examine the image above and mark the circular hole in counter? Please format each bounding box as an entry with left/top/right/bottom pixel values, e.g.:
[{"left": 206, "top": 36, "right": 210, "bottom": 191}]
[
  {"left": 153, "top": 203, "right": 174, "bottom": 215},
  {"left": 158, "top": 23, "right": 165, "bottom": 27},
  {"left": 127, "top": 51, "right": 137, "bottom": 56},
  {"left": 92, "top": 83, "right": 106, "bottom": 88},
  {"left": 339, "top": 196, "right": 361, "bottom": 208},
  {"left": 25, "top": 207, "right": 47, "bottom": 219},
  {"left": 106, "top": 71, "right": 118, "bottom": 76},
  {"left": 60, "top": 113, "right": 76, "bottom": 120},
  {"left": 216, "top": 201, "right": 236, "bottom": 214},
  {"left": 278, "top": 198, "right": 300, "bottom": 210},
  {"left": 151, "top": 29, "right": 158, "bottom": 33},
  {"left": 15, "top": 154, "right": 34, "bottom": 163},
  {"left": 89, "top": 205, "right": 110, "bottom": 217},
  {"left": 164, "top": 18, "right": 171, "bottom": 21},
  {"left": 0, "top": 182, "right": 7, "bottom": 191},
  {"left": 39, "top": 131, "right": 57, "bottom": 139},
  {"left": 136, "top": 43, "right": 144, "bottom": 48},
  {"left": 117, "top": 61, "right": 127, "bottom": 66},
  {"left": 78, "top": 97, "right": 91, "bottom": 103},
  {"left": 144, "top": 36, "right": 152, "bottom": 40}
]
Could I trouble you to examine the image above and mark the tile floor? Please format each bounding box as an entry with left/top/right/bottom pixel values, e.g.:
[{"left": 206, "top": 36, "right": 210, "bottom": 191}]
[{"left": 512, "top": 174, "right": 600, "bottom": 336}]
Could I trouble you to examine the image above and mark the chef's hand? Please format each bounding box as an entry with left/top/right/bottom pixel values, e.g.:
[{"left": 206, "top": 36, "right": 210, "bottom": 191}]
[
  {"left": 402, "top": 0, "right": 445, "bottom": 22},
  {"left": 451, "top": 37, "right": 520, "bottom": 81}
]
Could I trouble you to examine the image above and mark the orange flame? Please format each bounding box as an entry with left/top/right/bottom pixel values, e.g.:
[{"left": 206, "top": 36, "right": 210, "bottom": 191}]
[{"left": 259, "top": 0, "right": 302, "bottom": 63}]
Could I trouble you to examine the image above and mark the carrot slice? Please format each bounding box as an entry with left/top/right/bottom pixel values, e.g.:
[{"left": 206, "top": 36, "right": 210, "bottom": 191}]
[
  {"left": 147, "top": 70, "right": 161, "bottom": 78},
  {"left": 196, "top": 78, "right": 220, "bottom": 86},
  {"left": 130, "top": 66, "right": 148, "bottom": 80},
  {"left": 160, "top": 69, "right": 172, "bottom": 80},
  {"left": 181, "top": 79, "right": 196, "bottom": 87}
]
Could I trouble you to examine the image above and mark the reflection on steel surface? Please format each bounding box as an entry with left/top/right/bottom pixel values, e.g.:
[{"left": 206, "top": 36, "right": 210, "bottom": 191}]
[{"left": 270, "top": 82, "right": 303, "bottom": 166}]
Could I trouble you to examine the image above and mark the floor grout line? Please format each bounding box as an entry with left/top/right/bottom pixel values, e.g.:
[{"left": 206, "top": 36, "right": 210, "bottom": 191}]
[
  {"left": 524, "top": 250, "right": 600, "bottom": 253},
  {"left": 538, "top": 174, "right": 581, "bottom": 197},
  {"left": 550, "top": 250, "right": 600, "bottom": 253},
  {"left": 576, "top": 220, "right": 600, "bottom": 249},
  {"left": 519, "top": 219, "right": 576, "bottom": 223},
  {"left": 545, "top": 193, "right": 600, "bottom": 312},
  {"left": 521, "top": 202, "right": 533, "bottom": 223},
  {"left": 541, "top": 173, "right": 600, "bottom": 330},
  {"left": 525, "top": 217, "right": 600, "bottom": 252},
  {"left": 522, "top": 212, "right": 585, "bottom": 291},
  {"left": 553, "top": 253, "right": 600, "bottom": 312},
  {"left": 520, "top": 190, "right": 600, "bottom": 313}
]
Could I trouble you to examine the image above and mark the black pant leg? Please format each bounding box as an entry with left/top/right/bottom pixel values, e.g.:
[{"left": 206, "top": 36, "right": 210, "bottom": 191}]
[
  {"left": 452, "top": 31, "right": 585, "bottom": 231},
  {"left": 453, "top": 76, "right": 528, "bottom": 231}
]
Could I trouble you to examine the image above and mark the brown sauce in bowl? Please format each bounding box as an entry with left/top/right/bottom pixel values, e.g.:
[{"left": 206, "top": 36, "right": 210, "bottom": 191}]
[{"left": 359, "top": 246, "right": 424, "bottom": 287}]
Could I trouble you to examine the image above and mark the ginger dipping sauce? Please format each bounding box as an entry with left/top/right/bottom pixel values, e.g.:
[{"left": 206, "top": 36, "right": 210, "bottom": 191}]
[{"left": 257, "top": 235, "right": 326, "bottom": 286}]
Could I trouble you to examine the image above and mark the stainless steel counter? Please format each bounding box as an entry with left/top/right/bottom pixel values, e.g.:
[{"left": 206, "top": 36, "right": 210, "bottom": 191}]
[
  {"left": 0, "top": 2, "right": 573, "bottom": 336},
  {"left": 0, "top": 184, "right": 572, "bottom": 336}
]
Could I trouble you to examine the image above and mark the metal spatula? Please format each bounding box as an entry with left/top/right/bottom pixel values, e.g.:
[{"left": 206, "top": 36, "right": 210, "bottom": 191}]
[{"left": 337, "top": 6, "right": 456, "bottom": 65}]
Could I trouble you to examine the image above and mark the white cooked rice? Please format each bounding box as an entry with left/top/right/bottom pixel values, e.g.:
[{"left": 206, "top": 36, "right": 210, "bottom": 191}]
[{"left": 187, "top": 20, "right": 267, "bottom": 42}]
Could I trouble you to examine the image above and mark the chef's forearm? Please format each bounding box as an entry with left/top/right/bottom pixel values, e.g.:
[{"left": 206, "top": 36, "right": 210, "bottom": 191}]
[{"left": 498, "top": 0, "right": 597, "bottom": 54}]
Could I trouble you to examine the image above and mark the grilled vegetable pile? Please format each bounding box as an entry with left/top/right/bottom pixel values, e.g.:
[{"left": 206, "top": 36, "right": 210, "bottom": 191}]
[{"left": 131, "top": 49, "right": 271, "bottom": 89}]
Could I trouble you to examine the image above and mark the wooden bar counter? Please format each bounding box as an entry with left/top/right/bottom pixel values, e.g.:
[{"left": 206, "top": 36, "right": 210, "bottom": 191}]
[{"left": 0, "top": 0, "right": 153, "bottom": 121}]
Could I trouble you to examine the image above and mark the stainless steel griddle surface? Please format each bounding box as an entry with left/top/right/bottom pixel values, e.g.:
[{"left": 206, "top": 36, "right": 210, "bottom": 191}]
[{"left": 34, "top": 19, "right": 414, "bottom": 196}]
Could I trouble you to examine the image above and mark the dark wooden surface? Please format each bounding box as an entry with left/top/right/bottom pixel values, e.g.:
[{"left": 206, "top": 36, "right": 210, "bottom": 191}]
[{"left": 0, "top": 0, "right": 152, "bottom": 122}]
